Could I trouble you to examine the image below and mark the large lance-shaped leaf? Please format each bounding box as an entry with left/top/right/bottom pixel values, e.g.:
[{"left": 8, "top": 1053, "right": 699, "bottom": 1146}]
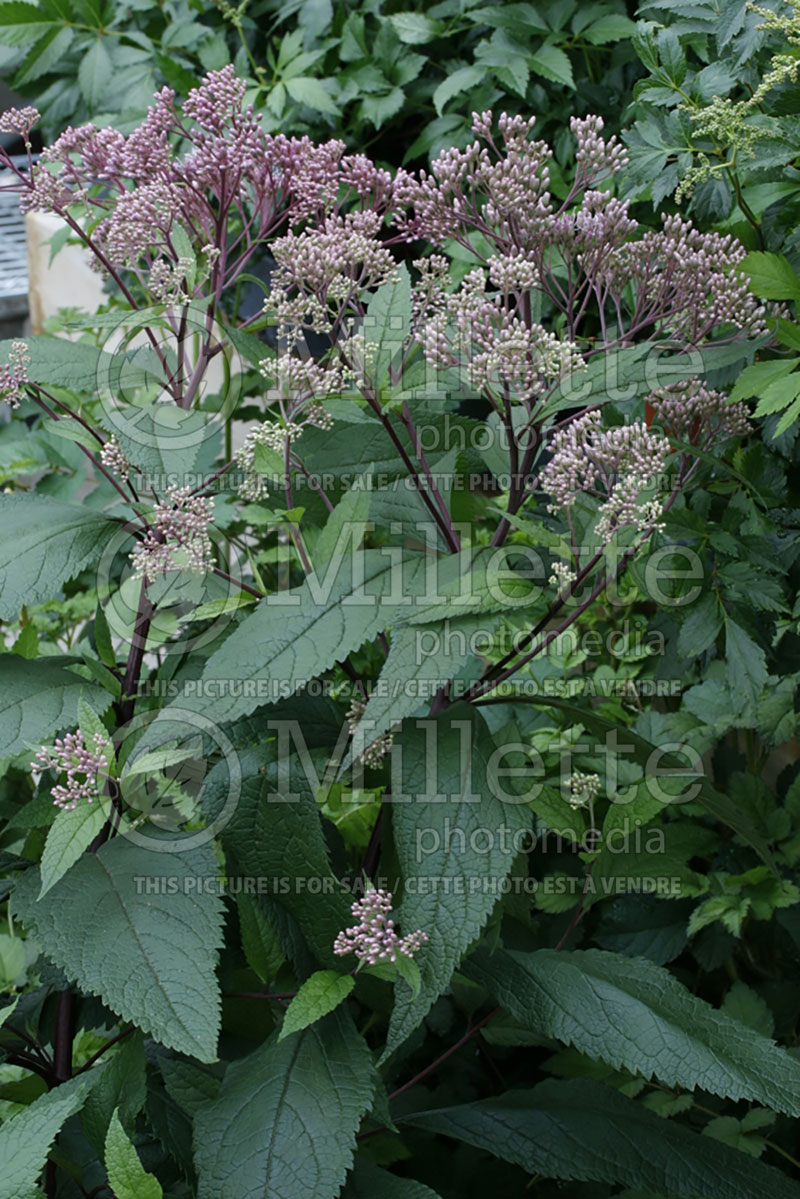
[
  {"left": 465, "top": 947, "right": 800, "bottom": 1114},
  {"left": 13, "top": 841, "right": 224, "bottom": 1062},
  {"left": 346, "top": 616, "right": 483, "bottom": 766},
  {"left": 0, "top": 494, "right": 120, "bottom": 620},
  {"left": 483, "top": 695, "right": 775, "bottom": 866},
  {"left": 405, "top": 1079, "right": 800, "bottom": 1199},
  {"left": 0, "top": 1075, "right": 89, "bottom": 1199},
  {"left": 384, "top": 706, "right": 530, "bottom": 1057},
  {"left": 0, "top": 654, "right": 110, "bottom": 759},
  {"left": 165, "top": 550, "right": 425, "bottom": 727},
  {"left": 210, "top": 748, "right": 351, "bottom": 966},
  {"left": 194, "top": 1008, "right": 375, "bottom": 1199}
]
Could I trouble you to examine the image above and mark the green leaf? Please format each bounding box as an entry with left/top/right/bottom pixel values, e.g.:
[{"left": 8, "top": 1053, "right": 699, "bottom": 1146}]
[
  {"left": 729, "top": 357, "right": 799, "bottom": 403},
  {"left": 81, "top": 1032, "right": 146, "bottom": 1155},
  {"left": 162, "top": 550, "right": 424, "bottom": 726},
  {"left": 215, "top": 749, "right": 351, "bottom": 966},
  {"left": 279, "top": 970, "right": 355, "bottom": 1039},
  {"left": 384, "top": 707, "right": 531, "bottom": 1056},
  {"left": 529, "top": 42, "right": 574, "bottom": 88},
  {"left": 351, "top": 616, "right": 482, "bottom": 756},
  {"left": 39, "top": 797, "right": 109, "bottom": 898},
  {"left": 105, "top": 1108, "right": 163, "bottom": 1199},
  {"left": 237, "top": 893, "right": 285, "bottom": 983},
  {"left": 389, "top": 12, "right": 440, "bottom": 43},
  {"left": 13, "top": 841, "right": 224, "bottom": 1062},
  {"left": 432, "top": 65, "right": 485, "bottom": 115},
  {"left": 582, "top": 14, "right": 637, "bottom": 43},
  {"left": 314, "top": 480, "right": 371, "bottom": 567},
  {"left": 722, "top": 981, "right": 774, "bottom": 1037},
  {"left": 343, "top": 1161, "right": 443, "bottom": 1198},
  {"left": 725, "top": 616, "right": 767, "bottom": 706},
  {"left": 0, "top": 654, "right": 110, "bottom": 759},
  {"left": 0, "top": 494, "right": 119, "bottom": 620},
  {"left": 677, "top": 593, "right": 722, "bottom": 658},
  {"left": 465, "top": 947, "right": 800, "bottom": 1113},
  {"left": 359, "top": 86, "right": 405, "bottom": 129},
  {"left": 78, "top": 36, "right": 112, "bottom": 106},
  {"left": 364, "top": 263, "right": 411, "bottom": 386},
  {"left": 0, "top": 1076, "right": 89, "bottom": 1199},
  {"left": 194, "top": 1009, "right": 375, "bottom": 1199},
  {"left": 14, "top": 23, "right": 74, "bottom": 84},
  {"left": 742, "top": 251, "right": 800, "bottom": 300},
  {"left": 0, "top": 0, "right": 61, "bottom": 46},
  {"left": 284, "top": 75, "right": 339, "bottom": 114},
  {"left": 405, "top": 1078, "right": 800, "bottom": 1198}
]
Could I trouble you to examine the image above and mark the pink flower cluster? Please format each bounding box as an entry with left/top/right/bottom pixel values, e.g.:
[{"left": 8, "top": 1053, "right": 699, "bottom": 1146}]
[
  {"left": 34, "top": 730, "right": 110, "bottom": 811},
  {"left": 130, "top": 486, "right": 214, "bottom": 581},
  {"left": 333, "top": 888, "right": 428, "bottom": 966},
  {"left": 0, "top": 106, "right": 39, "bottom": 141},
  {"left": 1, "top": 67, "right": 393, "bottom": 303},
  {"left": 0, "top": 341, "right": 30, "bottom": 410},
  {"left": 540, "top": 411, "right": 672, "bottom": 538},
  {"left": 99, "top": 435, "right": 131, "bottom": 482},
  {"left": 648, "top": 377, "right": 752, "bottom": 446}
]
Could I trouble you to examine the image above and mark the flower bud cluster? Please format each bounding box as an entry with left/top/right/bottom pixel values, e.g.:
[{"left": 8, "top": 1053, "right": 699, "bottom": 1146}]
[
  {"left": 0, "top": 106, "right": 40, "bottom": 140},
  {"left": 235, "top": 383, "right": 334, "bottom": 501},
  {"left": 422, "top": 268, "right": 584, "bottom": 409},
  {"left": 131, "top": 486, "right": 214, "bottom": 581},
  {"left": 0, "top": 341, "right": 30, "bottom": 409},
  {"left": 346, "top": 698, "right": 394, "bottom": 768},
  {"left": 99, "top": 435, "right": 131, "bottom": 483},
  {"left": 540, "top": 411, "right": 671, "bottom": 538},
  {"left": 34, "top": 730, "right": 111, "bottom": 811},
  {"left": 648, "top": 378, "right": 751, "bottom": 447},
  {"left": 333, "top": 887, "right": 428, "bottom": 965},
  {"left": 566, "top": 770, "right": 601, "bottom": 809},
  {"left": 606, "top": 215, "right": 768, "bottom": 343},
  {"left": 549, "top": 561, "right": 577, "bottom": 593}
]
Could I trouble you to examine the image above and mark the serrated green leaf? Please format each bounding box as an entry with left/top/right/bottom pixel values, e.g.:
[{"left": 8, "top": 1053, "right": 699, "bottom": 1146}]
[
  {"left": 0, "top": 494, "right": 119, "bottom": 620},
  {"left": 213, "top": 749, "right": 352, "bottom": 966},
  {"left": 78, "top": 36, "right": 112, "bottom": 106},
  {"left": 194, "top": 1009, "right": 375, "bottom": 1199},
  {"left": 582, "top": 14, "right": 637, "bottom": 43},
  {"left": 14, "top": 23, "right": 74, "bottom": 84},
  {"left": 0, "top": 654, "right": 110, "bottom": 759},
  {"left": 158, "top": 550, "right": 424, "bottom": 727},
  {"left": 279, "top": 970, "right": 354, "bottom": 1039},
  {"left": 237, "top": 893, "right": 286, "bottom": 983},
  {"left": 0, "top": 1076, "right": 89, "bottom": 1199},
  {"left": 405, "top": 1078, "right": 800, "bottom": 1198},
  {"left": 285, "top": 75, "right": 339, "bottom": 114},
  {"left": 742, "top": 251, "right": 800, "bottom": 300},
  {"left": 105, "top": 1109, "right": 163, "bottom": 1199},
  {"left": 389, "top": 11, "right": 440, "bottom": 43},
  {"left": 384, "top": 707, "right": 530, "bottom": 1056},
  {"left": 81, "top": 1032, "right": 146, "bottom": 1155},
  {"left": 13, "top": 841, "right": 224, "bottom": 1061},
  {"left": 39, "top": 797, "right": 109, "bottom": 898},
  {"left": 465, "top": 947, "right": 800, "bottom": 1113},
  {"left": 529, "top": 42, "right": 574, "bottom": 88},
  {"left": 432, "top": 65, "right": 485, "bottom": 115},
  {"left": 0, "top": 0, "right": 61, "bottom": 46},
  {"left": 725, "top": 616, "right": 767, "bottom": 705}
]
